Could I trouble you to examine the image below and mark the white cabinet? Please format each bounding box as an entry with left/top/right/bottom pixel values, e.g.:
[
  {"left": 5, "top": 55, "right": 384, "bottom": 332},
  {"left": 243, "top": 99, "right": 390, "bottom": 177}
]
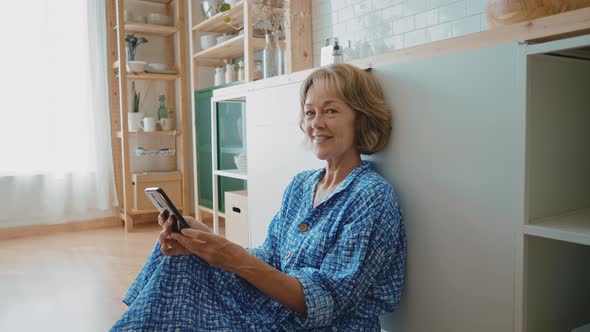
[
  {"left": 224, "top": 190, "right": 249, "bottom": 247},
  {"left": 243, "top": 30, "right": 590, "bottom": 331},
  {"left": 521, "top": 34, "right": 590, "bottom": 332}
]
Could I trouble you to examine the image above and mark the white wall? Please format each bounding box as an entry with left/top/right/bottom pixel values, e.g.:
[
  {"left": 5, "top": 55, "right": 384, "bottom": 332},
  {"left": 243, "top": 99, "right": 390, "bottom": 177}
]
[{"left": 311, "top": 0, "right": 488, "bottom": 66}]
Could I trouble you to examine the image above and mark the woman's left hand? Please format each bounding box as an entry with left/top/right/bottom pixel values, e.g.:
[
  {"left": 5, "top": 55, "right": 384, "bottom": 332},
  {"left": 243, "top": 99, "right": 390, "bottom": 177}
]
[{"left": 170, "top": 229, "right": 247, "bottom": 272}]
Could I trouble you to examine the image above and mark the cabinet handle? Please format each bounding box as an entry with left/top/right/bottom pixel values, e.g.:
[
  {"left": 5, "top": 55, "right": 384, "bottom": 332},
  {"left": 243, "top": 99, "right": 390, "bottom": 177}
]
[{"left": 232, "top": 207, "right": 241, "bottom": 213}]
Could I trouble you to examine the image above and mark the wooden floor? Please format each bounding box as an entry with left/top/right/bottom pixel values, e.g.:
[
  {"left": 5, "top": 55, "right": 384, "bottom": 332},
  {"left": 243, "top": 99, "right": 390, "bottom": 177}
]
[{"left": 0, "top": 222, "right": 203, "bottom": 331}]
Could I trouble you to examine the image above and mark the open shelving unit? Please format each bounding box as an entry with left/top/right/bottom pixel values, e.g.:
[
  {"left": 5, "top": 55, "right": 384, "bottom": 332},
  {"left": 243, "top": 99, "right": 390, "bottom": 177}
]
[
  {"left": 187, "top": 0, "right": 311, "bottom": 224},
  {"left": 105, "top": 0, "right": 190, "bottom": 232},
  {"left": 520, "top": 34, "right": 590, "bottom": 332}
]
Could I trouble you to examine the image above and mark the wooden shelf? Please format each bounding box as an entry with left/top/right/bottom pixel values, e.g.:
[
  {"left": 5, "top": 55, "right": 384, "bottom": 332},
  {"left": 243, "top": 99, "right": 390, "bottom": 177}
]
[
  {"left": 116, "top": 130, "right": 182, "bottom": 138},
  {"left": 193, "top": 0, "right": 245, "bottom": 34},
  {"left": 195, "top": 59, "right": 226, "bottom": 67},
  {"left": 137, "top": 0, "right": 173, "bottom": 4},
  {"left": 525, "top": 208, "right": 590, "bottom": 246},
  {"left": 124, "top": 22, "right": 177, "bottom": 36},
  {"left": 107, "top": 0, "right": 190, "bottom": 232},
  {"left": 194, "top": 35, "right": 265, "bottom": 60},
  {"left": 213, "top": 169, "right": 247, "bottom": 180},
  {"left": 126, "top": 72, "right": 179, "bottom": 80}
]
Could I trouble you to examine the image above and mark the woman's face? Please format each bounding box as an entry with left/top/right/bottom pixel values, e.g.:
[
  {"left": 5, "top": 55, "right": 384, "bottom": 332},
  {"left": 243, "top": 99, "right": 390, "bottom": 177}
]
[{"left": 303, "top": 84, "right": 359, "bottom": 163}]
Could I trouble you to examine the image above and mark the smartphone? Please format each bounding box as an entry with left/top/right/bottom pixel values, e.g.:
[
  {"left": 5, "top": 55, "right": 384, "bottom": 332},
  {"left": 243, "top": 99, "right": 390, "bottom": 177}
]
[{"left": 144, "top": 187, "right": 190, "bottom": 233}]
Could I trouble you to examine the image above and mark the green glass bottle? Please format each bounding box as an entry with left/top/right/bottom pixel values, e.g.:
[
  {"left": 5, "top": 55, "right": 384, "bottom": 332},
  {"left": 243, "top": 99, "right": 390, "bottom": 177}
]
[{"left": 158, "top": 94, "right": 167, "bottom": 120}]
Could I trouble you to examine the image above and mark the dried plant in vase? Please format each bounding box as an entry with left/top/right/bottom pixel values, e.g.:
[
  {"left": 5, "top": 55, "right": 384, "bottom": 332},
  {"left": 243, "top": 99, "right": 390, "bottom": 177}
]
[
  {"left": 221, "top": 0, "right": 305, "bottom": 36},
  {"left": 125, "top": 34, "right": 148, "bottom": 61}
]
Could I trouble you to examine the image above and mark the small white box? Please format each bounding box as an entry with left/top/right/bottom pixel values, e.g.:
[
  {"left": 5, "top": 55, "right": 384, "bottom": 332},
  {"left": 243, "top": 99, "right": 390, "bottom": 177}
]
[{"left": 224, "top": 190, "right": 249, "bottom": 247}]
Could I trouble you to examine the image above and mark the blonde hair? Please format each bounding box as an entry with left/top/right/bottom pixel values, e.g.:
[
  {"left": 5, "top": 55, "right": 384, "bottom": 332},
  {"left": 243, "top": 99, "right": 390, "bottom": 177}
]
[{"left": 300, "top": 63, "right": 392, "bottom": 155}]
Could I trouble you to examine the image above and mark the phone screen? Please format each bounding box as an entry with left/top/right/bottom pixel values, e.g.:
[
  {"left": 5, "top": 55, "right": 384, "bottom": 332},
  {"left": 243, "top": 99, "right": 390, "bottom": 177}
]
[{"left": 144, "top": 187, "right": 190, "bottom": 232}]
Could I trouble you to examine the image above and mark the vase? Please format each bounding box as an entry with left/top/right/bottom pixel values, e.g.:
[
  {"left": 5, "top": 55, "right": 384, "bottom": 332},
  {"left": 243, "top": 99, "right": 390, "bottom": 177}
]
[
  {"left": 273, "top": 31, "right": 284, "bottom": 76},
  {"left": 126, "top": 46, "right": 134, "bottom": 61},
  {"left": 262, "top": 33, "right": 274, "bottom": 79},
  {"left": 487, "top": 0, "right": 590, "bottom": 28}
]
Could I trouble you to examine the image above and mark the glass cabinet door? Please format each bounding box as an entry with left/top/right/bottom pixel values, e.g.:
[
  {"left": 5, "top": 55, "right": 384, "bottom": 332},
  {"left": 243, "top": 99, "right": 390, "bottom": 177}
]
[{"left": 194, "top": 87, "right": 246, "bottom": 213}]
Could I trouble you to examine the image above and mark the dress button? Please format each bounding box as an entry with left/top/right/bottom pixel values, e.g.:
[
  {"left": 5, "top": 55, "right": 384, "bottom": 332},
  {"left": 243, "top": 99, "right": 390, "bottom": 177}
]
[{"left": 299, "top": 223, "right": 309, "bottom": 232}]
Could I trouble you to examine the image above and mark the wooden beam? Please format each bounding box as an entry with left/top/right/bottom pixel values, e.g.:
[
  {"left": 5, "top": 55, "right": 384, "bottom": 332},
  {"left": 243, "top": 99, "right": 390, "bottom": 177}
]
[{"left": 285, "top": 0, "right": 312, "bottom": 73}]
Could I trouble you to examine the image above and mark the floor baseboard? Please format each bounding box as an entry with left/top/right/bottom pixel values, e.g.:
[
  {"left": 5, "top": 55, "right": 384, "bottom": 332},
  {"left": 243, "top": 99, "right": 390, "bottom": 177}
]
[{"left": 0, "top": 216, "right": 121, "bottom": 240}]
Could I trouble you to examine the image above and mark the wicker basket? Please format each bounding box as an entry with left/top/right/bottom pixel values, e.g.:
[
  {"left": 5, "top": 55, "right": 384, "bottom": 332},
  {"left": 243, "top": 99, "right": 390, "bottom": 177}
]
[{"left": 487, "top": 0, "right": 590, "bottom": 28}]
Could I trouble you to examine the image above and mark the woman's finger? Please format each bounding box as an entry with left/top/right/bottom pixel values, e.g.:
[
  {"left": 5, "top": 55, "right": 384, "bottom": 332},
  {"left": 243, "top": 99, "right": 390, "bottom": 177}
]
[
  {"left": 158, "top": 210, "right": 170, "bottom": 227},
  {"left": 158, "top": 228, "right": 168, "bottom": 246},
  {"left": 170, "top": 232, "right": 190, "bottom": 247},
  {"left": 160, "top": 239, "right": 175, "bottom": 256},
  {"left": 179, "top": 228, "right": 208, "bottom": 242}
]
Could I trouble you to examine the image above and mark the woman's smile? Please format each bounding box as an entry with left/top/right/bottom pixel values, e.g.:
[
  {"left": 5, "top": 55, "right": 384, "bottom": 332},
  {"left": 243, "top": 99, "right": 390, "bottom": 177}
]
[{"left": 313, "top": 133, "right": 333, "bottom": 144}]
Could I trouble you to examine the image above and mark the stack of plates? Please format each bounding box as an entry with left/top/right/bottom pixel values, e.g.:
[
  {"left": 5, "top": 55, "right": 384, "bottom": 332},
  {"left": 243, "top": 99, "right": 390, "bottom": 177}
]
[{"left": 146, "top": 63, "right": 177, "bottom": 75}]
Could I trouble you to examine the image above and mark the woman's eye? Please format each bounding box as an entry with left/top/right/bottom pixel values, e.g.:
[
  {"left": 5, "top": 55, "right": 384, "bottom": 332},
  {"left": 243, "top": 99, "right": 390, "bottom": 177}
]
[
  {"left": 326, "top": 108, "right": 337, "bottom": 114},
  {"left": 305, "top": 110, "right": 315, "bottom": 116}
]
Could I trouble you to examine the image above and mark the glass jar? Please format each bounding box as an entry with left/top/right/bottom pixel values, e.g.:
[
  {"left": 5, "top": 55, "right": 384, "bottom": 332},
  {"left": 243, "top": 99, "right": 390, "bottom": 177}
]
[
  {"left": 237, "top": 60, "right": 244, "bottom": 81},
  {"left": 214, "top": 66, "right": 225, "bottom": 86},
  {"left": 254, "top": 62, "right": 263, "bottom": 80},
  {"left": 225, "top": 63, "right": 236, "bottom": 83}
]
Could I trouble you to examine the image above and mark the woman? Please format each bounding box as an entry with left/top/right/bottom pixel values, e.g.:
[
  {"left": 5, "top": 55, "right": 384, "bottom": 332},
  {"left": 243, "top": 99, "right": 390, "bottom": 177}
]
[{"left": 112, "top": 63, "right": 406, "bottom": 331}]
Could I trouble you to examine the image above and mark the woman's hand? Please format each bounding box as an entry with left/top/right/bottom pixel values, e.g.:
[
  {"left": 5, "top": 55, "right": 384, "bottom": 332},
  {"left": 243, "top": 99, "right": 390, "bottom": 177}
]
[
  {"left": 170, "top": 229, "right": 246, "bottom": 272},
  {"left": 157, "top": 211, "right": 190, "bottom": 256},
  {"left": 183, "top": 215, "right": 212, "bottom": 233}
]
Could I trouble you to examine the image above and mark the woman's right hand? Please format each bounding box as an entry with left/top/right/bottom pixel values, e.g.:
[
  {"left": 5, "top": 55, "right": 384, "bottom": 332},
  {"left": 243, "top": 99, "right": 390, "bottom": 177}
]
[
  {"left": 157, "top": 211, "right": 212, "bottom": 256},
  {"left": 157, "top": 211, "right": 190, "bottom": 256}
]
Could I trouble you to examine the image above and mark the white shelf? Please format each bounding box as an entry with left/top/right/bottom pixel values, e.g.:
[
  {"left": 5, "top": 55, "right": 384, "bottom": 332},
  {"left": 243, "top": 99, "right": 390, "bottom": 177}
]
[
  {"left": 524, "top": 208, "right": 590, "bottom": 246},
  {"left": 213, "top": 169, "right": 247, "bottom": 180},
  {"left": 220, "top": 145, "right": 243, "bottom": 154}
]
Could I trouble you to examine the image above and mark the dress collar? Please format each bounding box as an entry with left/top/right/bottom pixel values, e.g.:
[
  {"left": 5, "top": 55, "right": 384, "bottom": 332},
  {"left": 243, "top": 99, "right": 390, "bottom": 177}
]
[{"left": 309, "top": 160, "right": 372, "bottom": 209}]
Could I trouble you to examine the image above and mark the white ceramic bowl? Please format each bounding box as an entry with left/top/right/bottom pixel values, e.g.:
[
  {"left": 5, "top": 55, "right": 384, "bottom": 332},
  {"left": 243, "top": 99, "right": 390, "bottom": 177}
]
[
  {"left": 200, "top": 34, "right": 218, "bottom": 50},
  {"left": 148, "top": 13, "right": 172, "bottom": 26},
  {"left": 126, "top": 60, "right": 147, "bottom": 73},
  {"left": 147, "top": 63, "right": 168, "bottom": 71},
  {"left": 233, "top": 153, "right": 247, "bottom": 171},
  {"left": 216, "top": 34, "right": 234, "bottom": 44}
]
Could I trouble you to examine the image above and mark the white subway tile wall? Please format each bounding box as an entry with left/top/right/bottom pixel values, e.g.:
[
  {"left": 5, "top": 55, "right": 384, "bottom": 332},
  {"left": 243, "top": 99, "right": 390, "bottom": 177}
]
[{"left": 311, "top": 0, "right": 489, "bottom": 66}]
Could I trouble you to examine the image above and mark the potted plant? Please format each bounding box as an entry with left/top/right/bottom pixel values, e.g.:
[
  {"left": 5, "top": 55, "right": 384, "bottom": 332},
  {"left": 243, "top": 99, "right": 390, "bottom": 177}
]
[{"left": 128, "top": 81, "right": 144, "bottom": 132}]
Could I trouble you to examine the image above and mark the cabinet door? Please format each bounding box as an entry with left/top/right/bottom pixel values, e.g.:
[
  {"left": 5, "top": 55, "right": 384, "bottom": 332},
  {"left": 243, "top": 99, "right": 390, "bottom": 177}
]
[
  {"left": 195, "top": 89, "right": 214, "bottom": 209},
  {"left": 216, "top": 101, "right": 246, "bottom": 212},
  {"left": 195, "top": 89, "right": 246, "bottom": 212}
]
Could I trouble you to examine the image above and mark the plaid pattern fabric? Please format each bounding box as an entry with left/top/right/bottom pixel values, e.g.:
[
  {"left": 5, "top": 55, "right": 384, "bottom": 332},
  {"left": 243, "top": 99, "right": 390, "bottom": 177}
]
[{"left": 112, "top": 161, "right": 406, "bottom": 331}]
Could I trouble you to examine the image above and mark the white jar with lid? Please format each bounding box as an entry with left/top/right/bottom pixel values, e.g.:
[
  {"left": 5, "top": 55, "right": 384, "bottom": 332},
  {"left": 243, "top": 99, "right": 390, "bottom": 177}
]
[
  {"left": 237, "top": 60, "right": 244, "bottom": 81},
  {"left": 254, "top": 62, "right": 262, "bottom": 80},
  {"left": 225, "top": 63, "right": 236, "bottom": 83},
  {"left": 214, "top": 66, "right": 225, "bottom": 86}
]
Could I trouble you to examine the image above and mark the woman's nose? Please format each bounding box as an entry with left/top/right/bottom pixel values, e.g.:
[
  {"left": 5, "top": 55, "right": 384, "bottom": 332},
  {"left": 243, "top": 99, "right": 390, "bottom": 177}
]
[{"left": 311, "top": 114, "right": 326, "bottom": 128}]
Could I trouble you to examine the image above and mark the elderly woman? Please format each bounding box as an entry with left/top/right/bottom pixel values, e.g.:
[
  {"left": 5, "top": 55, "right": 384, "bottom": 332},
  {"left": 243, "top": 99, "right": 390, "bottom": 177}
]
[{"left": 112, "top": 63, "right": 406, "bottom": 331}]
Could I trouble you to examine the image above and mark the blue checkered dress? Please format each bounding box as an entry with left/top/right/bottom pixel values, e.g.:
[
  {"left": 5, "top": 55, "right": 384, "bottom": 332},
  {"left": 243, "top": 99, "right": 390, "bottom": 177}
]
[{"left": 111, "top": 161, "right": 406, "bottom": 331}]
